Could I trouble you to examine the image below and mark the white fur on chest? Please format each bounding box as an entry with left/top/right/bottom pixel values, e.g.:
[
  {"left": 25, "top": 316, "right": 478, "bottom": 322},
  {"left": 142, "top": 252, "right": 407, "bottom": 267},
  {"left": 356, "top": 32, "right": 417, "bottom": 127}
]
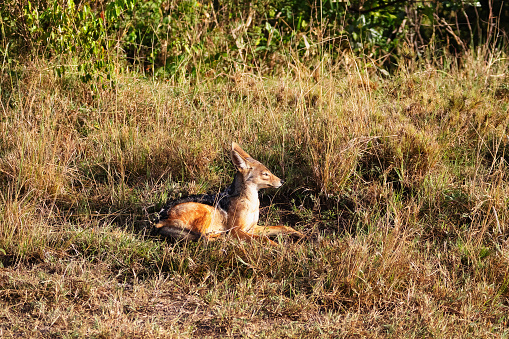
[
  {"left": 228, "top": 193, "right": 260, "bottom": 232},
  {"left": 243, "top": 205, "right": 259, "bottom": 231}
]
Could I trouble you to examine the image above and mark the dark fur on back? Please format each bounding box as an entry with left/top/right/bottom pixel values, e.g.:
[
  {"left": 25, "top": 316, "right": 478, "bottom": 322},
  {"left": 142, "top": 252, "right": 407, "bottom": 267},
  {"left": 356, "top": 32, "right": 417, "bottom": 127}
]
[{"left": 157, "top": 174, "right": 241, "bottom": 222}]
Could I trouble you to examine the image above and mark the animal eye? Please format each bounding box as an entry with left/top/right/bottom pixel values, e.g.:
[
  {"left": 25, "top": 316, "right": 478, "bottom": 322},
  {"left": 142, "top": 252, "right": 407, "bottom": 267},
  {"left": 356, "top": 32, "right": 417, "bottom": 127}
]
[{"left": 262, "top": 172, "right": 269, "bottom": 177}]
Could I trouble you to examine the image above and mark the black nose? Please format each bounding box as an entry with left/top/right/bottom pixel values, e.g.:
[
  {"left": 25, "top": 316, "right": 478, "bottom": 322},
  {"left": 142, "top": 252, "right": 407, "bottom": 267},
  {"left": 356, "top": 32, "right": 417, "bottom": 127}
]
[{"left": 280, "top": 180, "right": 285, "bottom": 185}]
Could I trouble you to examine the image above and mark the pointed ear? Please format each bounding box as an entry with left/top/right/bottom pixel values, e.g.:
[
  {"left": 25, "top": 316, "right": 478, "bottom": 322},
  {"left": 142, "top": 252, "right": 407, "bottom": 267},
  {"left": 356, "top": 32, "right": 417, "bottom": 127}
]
[
  {"left": 231, "top": 142, "right": 252, "bottom": 170},
  {"left": 232, "top": 142, "right": 252, "bottom": 159}
]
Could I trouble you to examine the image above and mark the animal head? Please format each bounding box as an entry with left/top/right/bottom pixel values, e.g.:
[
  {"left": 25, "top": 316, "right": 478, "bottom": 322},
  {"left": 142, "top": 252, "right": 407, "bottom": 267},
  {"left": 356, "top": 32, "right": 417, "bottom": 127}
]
[{"left": 231, "top": 142, "right": 283, "bottom": 190}]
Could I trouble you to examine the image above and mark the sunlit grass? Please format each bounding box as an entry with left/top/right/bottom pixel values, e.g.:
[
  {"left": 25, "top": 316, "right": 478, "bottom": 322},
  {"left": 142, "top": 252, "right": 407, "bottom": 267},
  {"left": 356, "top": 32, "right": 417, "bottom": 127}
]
[{"left": 0, "top": 50, "right": 509, "bottom": 336}]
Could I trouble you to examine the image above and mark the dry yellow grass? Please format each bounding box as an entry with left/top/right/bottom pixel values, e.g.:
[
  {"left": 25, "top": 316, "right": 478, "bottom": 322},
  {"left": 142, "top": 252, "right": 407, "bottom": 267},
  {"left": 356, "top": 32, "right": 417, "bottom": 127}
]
[{"left": 0, "top": 51, "right": 509, "bottom": 337}]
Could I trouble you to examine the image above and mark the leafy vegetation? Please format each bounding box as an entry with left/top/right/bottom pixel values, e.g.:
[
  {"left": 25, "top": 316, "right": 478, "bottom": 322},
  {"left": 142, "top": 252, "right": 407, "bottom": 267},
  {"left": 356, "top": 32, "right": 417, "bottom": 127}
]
[
  {"left": 2, "top": 0, "right": 508, "bottom": 78},
  {"left": 0, "top": 0, "right": 508, "bottom": 337}
]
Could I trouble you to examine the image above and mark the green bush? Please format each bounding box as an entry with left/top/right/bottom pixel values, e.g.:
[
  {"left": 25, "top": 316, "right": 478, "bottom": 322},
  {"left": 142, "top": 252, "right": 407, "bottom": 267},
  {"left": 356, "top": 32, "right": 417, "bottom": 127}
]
[{"left": 1, "top": 0, "right": 507, "bottom": 79}]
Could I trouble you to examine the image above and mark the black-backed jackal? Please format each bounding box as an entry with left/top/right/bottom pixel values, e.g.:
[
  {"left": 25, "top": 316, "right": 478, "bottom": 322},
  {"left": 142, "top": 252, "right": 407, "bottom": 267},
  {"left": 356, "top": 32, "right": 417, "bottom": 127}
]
[{"left": 154, "top": 143, "right": 304, "bottom": 245}]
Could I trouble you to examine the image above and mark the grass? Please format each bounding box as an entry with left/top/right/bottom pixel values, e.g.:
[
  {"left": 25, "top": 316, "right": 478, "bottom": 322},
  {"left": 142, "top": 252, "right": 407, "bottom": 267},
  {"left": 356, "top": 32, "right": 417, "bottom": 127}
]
[{"left": 1, "top": 49, "right": 509, "bottom": 337}]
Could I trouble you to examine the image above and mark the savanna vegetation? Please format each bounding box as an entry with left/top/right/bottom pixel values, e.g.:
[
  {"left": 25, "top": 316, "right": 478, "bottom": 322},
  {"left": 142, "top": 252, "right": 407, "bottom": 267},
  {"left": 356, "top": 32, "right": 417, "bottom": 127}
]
[{"left": 1, "top": 0, "right": 509, "bottom": 337}]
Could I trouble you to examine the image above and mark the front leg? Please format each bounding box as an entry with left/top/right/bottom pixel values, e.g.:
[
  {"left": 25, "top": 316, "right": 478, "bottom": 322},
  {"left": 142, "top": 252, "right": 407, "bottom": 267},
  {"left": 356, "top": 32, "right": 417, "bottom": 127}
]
[
  {"left": 229, "top": 227, "right": 278, "bottom": 246},
  {"left": 250, "top": 225, "right": 305, "bottom": 238}
]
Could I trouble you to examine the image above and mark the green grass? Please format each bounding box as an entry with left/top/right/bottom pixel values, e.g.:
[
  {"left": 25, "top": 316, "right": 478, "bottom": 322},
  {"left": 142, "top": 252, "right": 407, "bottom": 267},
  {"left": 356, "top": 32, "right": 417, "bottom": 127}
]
[{"left": 1, "top": 51, "right": 509, "bottom": 337}]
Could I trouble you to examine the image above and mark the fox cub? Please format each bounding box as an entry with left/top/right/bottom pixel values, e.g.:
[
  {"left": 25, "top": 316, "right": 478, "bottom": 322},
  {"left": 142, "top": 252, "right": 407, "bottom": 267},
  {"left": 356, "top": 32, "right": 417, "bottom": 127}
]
[{"left": 154, "top": 142, "right": 304, "bottom": 245}]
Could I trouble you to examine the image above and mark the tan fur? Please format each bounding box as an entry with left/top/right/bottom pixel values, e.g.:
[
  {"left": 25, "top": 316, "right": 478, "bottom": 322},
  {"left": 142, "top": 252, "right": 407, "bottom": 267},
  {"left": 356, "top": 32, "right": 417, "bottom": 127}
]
[{"left": 155, "top": 142, "right": 304, "bottom": 245}]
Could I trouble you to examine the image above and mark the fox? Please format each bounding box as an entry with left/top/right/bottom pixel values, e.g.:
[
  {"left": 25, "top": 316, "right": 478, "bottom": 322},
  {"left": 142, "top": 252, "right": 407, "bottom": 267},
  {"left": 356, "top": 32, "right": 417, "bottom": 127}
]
[{"left": 154, "top": 142, "right": 304, "bottom": 245}]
